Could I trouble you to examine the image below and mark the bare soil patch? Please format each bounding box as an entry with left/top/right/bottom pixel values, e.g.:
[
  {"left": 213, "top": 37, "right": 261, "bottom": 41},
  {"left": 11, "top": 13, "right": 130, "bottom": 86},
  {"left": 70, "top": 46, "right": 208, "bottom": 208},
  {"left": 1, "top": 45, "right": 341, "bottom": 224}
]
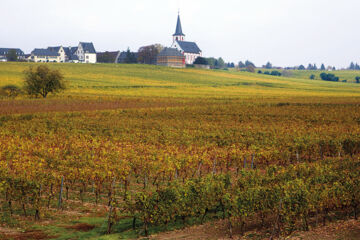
[
  {"left": 0, "top": 229, "right": 54, "bottom": 240},
  {"left": 65, "top": 223, "right": 95, "bottom": 232},
  {"left": 151, "top": 219, "right": 360, "bottom": 240}
]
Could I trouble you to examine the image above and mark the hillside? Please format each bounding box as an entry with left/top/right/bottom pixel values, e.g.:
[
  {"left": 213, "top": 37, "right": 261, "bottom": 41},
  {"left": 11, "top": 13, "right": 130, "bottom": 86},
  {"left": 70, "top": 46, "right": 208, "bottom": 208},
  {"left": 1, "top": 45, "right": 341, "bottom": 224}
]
[
  {"left": 0, "top": 62, "right": 360, "bottom": 240},
  {"left": 1, "top": 62, "right": 360, "bottom": 98},
  {"left": 279, "top": 69, "right": 360, "bottom": 83}
]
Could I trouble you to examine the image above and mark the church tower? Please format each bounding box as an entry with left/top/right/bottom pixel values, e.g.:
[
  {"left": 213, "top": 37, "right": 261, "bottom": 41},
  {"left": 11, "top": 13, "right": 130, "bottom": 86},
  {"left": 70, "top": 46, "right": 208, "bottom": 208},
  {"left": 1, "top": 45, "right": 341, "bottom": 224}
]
[
  {"left": 171, "top": 12, "right": 202, "bottom": 65},
  {"left": 173, "top": 14, "right": 185, "bottom": 43}
]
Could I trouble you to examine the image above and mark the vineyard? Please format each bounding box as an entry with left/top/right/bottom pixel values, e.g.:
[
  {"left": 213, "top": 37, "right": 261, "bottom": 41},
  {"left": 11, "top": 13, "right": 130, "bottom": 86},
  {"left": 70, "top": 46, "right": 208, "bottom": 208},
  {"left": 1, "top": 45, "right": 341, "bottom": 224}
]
[{"left": 0, "top": 63, "right": 360, "bottom": 239}]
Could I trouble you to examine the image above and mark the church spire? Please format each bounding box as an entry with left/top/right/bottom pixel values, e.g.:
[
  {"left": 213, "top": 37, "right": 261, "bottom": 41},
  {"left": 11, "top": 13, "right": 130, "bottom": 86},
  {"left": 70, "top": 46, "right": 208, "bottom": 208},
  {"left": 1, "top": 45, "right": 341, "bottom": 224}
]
[{"left": 173, "top": 13, "right": 185, "bottom": 37}]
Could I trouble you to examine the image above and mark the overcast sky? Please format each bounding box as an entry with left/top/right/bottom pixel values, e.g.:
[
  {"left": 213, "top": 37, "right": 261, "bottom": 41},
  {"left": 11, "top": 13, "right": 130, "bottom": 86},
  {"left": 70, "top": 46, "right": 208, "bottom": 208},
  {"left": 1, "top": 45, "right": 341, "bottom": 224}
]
[{"left": 2, "top": 0, "right": 360, "bottom": 68}]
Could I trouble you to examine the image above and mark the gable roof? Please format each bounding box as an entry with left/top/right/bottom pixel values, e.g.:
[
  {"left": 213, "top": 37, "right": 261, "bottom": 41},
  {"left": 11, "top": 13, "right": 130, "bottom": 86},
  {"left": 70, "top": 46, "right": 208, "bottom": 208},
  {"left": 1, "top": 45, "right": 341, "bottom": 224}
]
[
  {"left": 63, "top": 47, "right": 78, "bottom": 57},
  {"left": 158, "top": 47, "right": 184, "bottom": 57},
  {"left": 173, "top": 14, "right": 185, "bottom": 36},
  {"left": 69, "top": 54, "right": 79, "bottom": 61},
  {"left": 47, "top": 46, "right": 61, "bottom": 52},
  {"left": 176, "top": 41, "right": 201, "bottom": 54},
  {"left": 32, "top": 48, "right": 59, "bottom": 56},
  {"left": 80, "top": 42, "right": 96, "bottom": 53},
  {"left": 0, "top": 48, "right": 24, "bottom": 56}
]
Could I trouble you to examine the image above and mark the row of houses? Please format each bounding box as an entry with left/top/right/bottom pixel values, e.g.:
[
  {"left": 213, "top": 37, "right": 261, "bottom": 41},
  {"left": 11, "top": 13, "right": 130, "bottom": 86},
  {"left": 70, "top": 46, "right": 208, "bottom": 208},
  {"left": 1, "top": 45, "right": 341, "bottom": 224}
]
[
  {"left": 0, "top": 42, "right": 97, "bottom": 63},
  {"left": 31, "top": 42, "right": 97, "bottom": 63},
  {"left": 0, "top": 48, "right": 25, "bottom": 62}
]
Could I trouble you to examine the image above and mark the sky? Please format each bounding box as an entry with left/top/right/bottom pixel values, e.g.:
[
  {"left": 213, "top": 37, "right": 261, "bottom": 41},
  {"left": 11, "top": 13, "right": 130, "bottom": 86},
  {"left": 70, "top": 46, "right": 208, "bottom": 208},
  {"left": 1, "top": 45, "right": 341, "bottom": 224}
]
[{"left": 1, "top": 0, "right": 360, "bottom": 68}]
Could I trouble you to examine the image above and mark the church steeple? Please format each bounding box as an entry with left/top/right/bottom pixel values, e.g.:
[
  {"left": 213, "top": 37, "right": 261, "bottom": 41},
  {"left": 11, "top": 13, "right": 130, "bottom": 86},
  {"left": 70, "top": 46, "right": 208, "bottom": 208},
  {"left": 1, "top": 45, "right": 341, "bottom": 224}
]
[{"left": 173, "top": 13, "right": 185, "bottom": 42}]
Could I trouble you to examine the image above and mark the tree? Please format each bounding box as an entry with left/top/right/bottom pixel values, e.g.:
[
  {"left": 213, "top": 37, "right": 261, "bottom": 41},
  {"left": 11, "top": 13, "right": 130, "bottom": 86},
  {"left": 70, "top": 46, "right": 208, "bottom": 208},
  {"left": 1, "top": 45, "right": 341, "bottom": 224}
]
[
  {"left": 349, "top": 62, "right": 355, "bottom": 70},
  {"left": 320, "top": 64, "right": 326, "bottom": 70},
  {"left": 320, "top": 72, "right": 339, "bottom": 82},
  {"left": 307, "top": 64, "right": 313, "bottom": 70},
  {"left": 355, "top": 77, "right": 360, "bottom": 83},
  {"left": 230, "top": 62, "right": 235, "bottom": 68},
  {"left": 355, "top": 64, "right": 360, "bottom": 70},
  {"left": 313, "top": 64, "right": 318, "bottom": 70},
  {"left": 6, "top": 49, "right": 18, "bottom": 62},
  {"left": 270, "top": 70, "right": 281, "bottom": 76},
  {"left": 309, "top": 74, "right": 315, "bottom": 80},
  {"left": 137, "top": 44, "right": 163, "bottom": 64},
  {"left": 245, "top": 60, "right": 255, "bottom": 68},
  {"left": 298, "top": 65, "right": 305, "bottom": 70},
  {"left": 264, "top": 62, "right": 272, "bottom": 69},
  {"left": 194, "top": 57, "right": 208, "bottom": 65},
  {"left": 206, "top": 58, "right": 217, "bottom": 68},
  {"left": 0, "top": 85, "right": 22, "bottom": 98},
  {"left": 217, "top": 58, "right": 225, "bottom": 68},
  {"left": 238, "top": 61, "right": 245, "bottom": 68},
  {"left": 124, "top": 48, "right": 137, "bottom": 64},
  {"left": 97, "top": 51, "right": 116, "bottom": 63},
  {"left": 23, "top": 65, "right": 66, "bottom": 98}
]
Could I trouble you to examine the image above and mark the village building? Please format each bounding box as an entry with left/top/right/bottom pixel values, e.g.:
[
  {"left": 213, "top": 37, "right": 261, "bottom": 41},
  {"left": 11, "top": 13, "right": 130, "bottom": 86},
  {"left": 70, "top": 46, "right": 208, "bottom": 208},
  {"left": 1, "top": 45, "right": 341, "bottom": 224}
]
[
  {"left": 30, "top": 48, "right": 61, "bottom": 62},
  {"left": 171, "top": 14, "right": 202, "bottom": 65},
  {"left": 30, "top": 42, "right": 96, "bottom": 63},
  {"left": 0, "top": 48, "right": 25, "bottom": 61},
  {"left": 157, "top": 47, "right": 185, "bottom": 68},
  {"left": 74, "top": 42, "right": 97, "bottom": 63}
]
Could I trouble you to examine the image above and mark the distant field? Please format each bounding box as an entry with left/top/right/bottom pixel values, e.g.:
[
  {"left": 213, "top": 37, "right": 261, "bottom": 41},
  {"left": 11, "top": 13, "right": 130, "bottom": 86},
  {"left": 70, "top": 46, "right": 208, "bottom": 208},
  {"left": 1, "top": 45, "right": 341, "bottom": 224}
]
[
  {"left": 258, "top": 68, "right": 360, "bottom": 83},
  {"left": 1, "top": 62, "right": 360, "bottom": 98}
]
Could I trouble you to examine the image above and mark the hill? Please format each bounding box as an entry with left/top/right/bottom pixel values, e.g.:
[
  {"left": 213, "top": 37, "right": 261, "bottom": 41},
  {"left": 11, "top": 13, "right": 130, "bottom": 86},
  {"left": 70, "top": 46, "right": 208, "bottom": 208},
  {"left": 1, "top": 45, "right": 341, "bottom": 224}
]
[
  {"left": 265, "top": 69, "right": 360, "bottom": 83},
  {"left": 1, "top": 62, "right": 360, "bottom": 98}
]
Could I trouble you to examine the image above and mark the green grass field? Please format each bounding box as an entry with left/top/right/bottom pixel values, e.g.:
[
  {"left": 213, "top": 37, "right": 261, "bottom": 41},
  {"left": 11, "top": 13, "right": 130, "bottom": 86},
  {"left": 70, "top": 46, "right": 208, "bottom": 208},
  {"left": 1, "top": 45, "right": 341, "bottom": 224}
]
[
  {"left": 268, "top": 69, "right": 360, "bottom": 83},
  {"left": 1, "top": 62, "right": 360, "bottom": 98}
]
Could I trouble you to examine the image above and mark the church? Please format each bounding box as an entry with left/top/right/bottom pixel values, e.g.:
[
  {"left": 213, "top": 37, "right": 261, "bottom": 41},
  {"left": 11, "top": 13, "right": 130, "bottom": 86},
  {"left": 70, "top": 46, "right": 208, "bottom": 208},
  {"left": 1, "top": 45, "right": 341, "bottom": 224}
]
[{"left": 171, "top": 14, "right": 202, "bottom": 65}]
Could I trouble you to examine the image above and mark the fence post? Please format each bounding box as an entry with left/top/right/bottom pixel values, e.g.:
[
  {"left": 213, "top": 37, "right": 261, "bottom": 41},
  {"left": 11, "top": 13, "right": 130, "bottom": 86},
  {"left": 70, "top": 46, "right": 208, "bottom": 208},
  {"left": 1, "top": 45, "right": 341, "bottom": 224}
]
[
  {"left": 251, "top": 154, "right": 255, "bottom": 169},
  {"left": 296, "top": 151, "right": 299, "bottom": 163},
  {"left": 212, "top": 158, "right": 217, "bottom": 174},
  {"left": 58, "top": 176, "right": 64, "bottom": 209}
]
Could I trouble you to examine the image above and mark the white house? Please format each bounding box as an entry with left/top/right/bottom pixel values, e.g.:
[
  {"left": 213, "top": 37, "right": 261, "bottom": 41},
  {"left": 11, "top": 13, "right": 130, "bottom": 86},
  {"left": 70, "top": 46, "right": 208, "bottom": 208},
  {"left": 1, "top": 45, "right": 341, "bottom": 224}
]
[
  {"left": 47, "top": 46, "right": 67, "bottom": 62},
  {"left": 75, "top": 42, "right": 97, "bottom": 63},
  {"left": 171, "top": 14, "right": 202, "bottom": 65},
  {"left": 30, "top": 48, "right": 61, "bottom": 62},
  {"left": 0, "top": 48, "right": 25, "bottom": 61}
]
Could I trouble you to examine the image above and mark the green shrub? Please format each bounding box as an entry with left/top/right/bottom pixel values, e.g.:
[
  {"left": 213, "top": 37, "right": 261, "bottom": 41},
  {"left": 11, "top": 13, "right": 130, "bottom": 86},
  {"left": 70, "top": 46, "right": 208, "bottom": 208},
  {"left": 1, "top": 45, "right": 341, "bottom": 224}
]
[{"left": 0, "top": 85, "right": 22, "bottom": 98}]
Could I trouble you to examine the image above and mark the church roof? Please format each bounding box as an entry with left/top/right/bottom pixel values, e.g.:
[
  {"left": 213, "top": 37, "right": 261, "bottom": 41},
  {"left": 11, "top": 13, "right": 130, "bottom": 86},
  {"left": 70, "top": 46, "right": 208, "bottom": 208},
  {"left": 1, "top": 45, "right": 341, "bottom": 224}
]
[
  {"left": 158, "top": 47, "right": 184, "bottom": 57},
  {"left": 173, "top": 14, "right": 185, "bottom": 36},
  {"left": 176, "top": 41, "right": 201, "bottom": 54}
]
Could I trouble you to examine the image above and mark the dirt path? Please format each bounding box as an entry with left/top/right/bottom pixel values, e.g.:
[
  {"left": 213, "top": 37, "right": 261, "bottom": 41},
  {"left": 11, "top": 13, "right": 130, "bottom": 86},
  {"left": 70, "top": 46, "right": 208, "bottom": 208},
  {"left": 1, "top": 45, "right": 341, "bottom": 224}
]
[{"left": 150, "top": 219, "right": 360, "bottom": 240}]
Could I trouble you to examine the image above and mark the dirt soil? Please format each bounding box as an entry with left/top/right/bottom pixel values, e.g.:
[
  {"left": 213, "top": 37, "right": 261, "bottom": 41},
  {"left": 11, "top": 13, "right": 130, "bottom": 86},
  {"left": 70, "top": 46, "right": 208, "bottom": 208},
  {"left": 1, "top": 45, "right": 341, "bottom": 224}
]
[
  {"left": 150, "top": 219, "right": 360, "bottom": 240},
  {"left": 65, "top": 223, "right": 95, "bottom": 232},
  {"left": 0, "top": 229, "right": 54, "bottom": 240}
]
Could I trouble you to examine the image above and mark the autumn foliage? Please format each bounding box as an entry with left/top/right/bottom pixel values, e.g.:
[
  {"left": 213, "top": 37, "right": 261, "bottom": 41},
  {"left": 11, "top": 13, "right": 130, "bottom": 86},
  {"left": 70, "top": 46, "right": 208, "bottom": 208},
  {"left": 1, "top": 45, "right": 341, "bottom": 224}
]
[{"left": 0, "top": 97, "right": 360, "bottom": 237}]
